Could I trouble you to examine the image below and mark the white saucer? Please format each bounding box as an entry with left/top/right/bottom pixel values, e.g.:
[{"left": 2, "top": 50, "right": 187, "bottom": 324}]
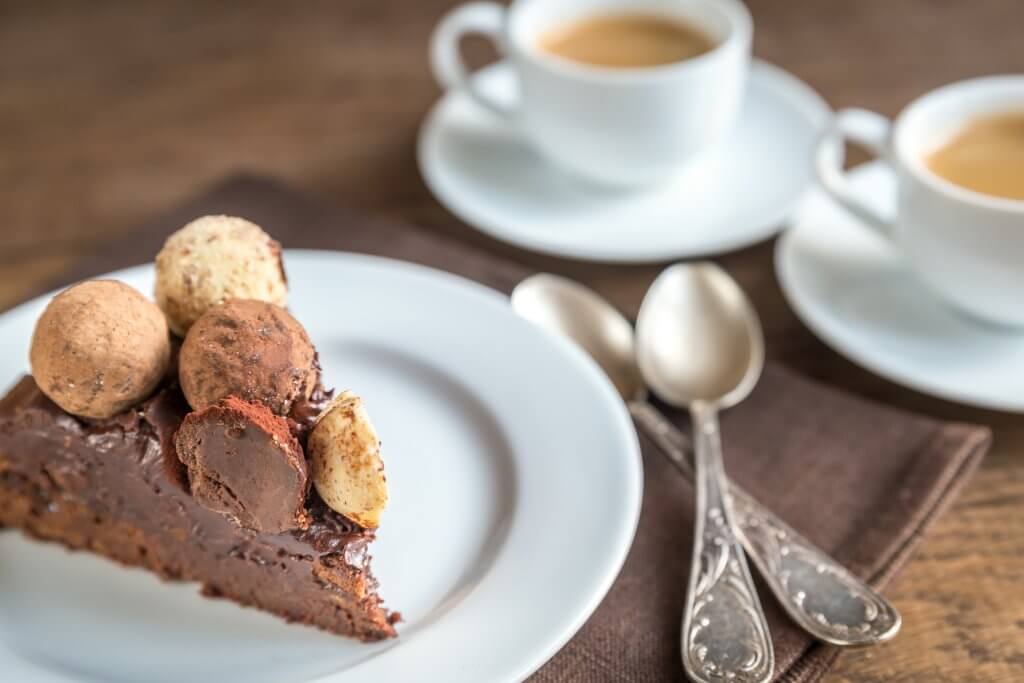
[
  {"left": 418, "top": 60, "right": 830, "bottom": 263},
  {"left": 0, "top": 252, "right": 642, "bottom": 682},
  {"left": 777, "top": 162, "right": 1024, "bottom": 413}
]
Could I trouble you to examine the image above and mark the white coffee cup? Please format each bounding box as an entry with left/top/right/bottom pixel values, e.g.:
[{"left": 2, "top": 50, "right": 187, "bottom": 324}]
[
  {"left": 814, "top": 76, "right": 1024, "bottom": 328},
  {"left": 430, "top": 0, "right": 752, "bottom": 187}
]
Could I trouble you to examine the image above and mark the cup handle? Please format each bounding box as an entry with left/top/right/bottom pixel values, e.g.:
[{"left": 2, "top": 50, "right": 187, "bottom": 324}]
[
  {"left": 813, "top": 108, "right": 895, "bottom": 240},
  {"left": 430, "top": 2, "right": 516, "bottom": 120}
]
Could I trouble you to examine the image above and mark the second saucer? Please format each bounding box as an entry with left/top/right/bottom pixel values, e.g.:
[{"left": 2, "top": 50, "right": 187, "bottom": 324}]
[
  {"left": 418, "top": 60, "right": 829, "bottom": 263},
  {"left": 777, "top": 161, "right": 1024, "bottom": 413}
]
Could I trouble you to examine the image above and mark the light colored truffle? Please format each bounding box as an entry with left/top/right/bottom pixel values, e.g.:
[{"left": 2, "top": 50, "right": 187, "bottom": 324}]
[
  {"left": 154, "top": 215, "right": 288, "bottom": 336},
  {"left": 178, "top": 299, "right": 318, "bottom": 415},
  {"left": 30, "top": 280, "right": 171, "bottom": 419},
  {"left": 308, "top": 392, "right": 389, "bottom": 528}
]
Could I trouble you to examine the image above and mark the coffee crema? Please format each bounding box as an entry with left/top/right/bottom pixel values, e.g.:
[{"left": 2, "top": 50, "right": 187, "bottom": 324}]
[
  {"left": 539, "top": 13, "right": 716, "bottom": 69},
  {"left": 926, "top": 111, "right": 1024, "bottom": 200}
]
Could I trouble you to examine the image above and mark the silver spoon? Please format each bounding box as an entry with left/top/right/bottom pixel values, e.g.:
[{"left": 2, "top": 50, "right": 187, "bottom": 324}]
[
  {"left": 637, "top": 262, "right": 774, "bottom": 683},
  {"left": 511, "top": 273, "right": 900, "bottom": 650}
]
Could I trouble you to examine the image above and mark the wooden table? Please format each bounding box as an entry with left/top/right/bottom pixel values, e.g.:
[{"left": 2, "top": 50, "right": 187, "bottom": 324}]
[{"left": 2, "top": 1, "right": 1022, "bottom": 680}]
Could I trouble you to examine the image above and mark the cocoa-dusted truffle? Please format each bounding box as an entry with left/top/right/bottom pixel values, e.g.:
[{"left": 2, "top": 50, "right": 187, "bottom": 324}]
[
  {"left": 175, "top": 396, "right": 310, "bottom": 533},
  {"left": 30, "top": 280, "right": 171, "bottom": 419},
  {"left": 178, "top": 299, "right": 318, "bottom": 415},
  {"left": 155, "top": 215, "right": 288, "bottom": 336}
]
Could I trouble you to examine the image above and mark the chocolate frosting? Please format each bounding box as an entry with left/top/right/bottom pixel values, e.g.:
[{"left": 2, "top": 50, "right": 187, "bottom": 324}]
[
  {"left": 286, "top": 378, "right": 333, "bottom": 447},
  {"left": 5, "top": 377, "right": 370, "bottom": 558}
]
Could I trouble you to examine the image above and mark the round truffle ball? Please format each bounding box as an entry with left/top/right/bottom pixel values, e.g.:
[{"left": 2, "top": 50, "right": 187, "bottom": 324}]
[
  {"left": 179, "top": 299, "right": 318, "bottom": 415},
  {"left": 154, "top": 215, "right": 288, "bottom": 336},
  {"left": 176, "top": 396, "right": 310, "bottom": 534},
  {"left": 30, "top": 280, "right": 171, "bottom": 419}
]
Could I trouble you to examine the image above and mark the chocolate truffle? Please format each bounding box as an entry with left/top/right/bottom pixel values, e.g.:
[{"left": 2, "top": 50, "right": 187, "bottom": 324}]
[
  {"left": 155, "top": 215, "right": 288, "bottom": 336},
  {"left": 175, "top": 396, "right": 310, "bottom": 533},
  {"left": 29, "top": 280, "right": 171, "bottom": 419},
  {"left": 309, "top": 391, "right": 389, "bottom": 529},
  {"left": 178, "top": 299, "right": 318, "bottom": 415}
]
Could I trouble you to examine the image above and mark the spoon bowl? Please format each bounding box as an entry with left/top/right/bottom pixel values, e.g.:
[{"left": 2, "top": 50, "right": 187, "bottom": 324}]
[
  {"left": 636, "top": 263, "right": 764, "bottom": 410},
  {"left": 511, "top": 274, "right": 645, "bottom": 403}
]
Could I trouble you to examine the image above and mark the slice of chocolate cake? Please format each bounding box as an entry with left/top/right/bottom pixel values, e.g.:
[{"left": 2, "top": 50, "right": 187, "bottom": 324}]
[
  {"left": 0, "top": 215, "right": 396, "bottom": 641},
  {"left": 0, "top": 376, "right": 397, "bottom": 641}
]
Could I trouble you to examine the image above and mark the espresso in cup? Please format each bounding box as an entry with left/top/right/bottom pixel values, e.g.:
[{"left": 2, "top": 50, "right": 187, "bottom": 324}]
[
  {"left": 539, "top": 13, "right": 716, "bottom": 68},
  {"left": 926, "top": 111, "right": 1024, "bottom": 200}
]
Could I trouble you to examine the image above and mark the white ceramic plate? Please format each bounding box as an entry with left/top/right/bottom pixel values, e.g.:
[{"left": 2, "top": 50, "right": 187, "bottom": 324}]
[
  {"left": 0, "top": 251, "right": 642, "bottom": 682},
  {"left": 418, "top": 60, "right": 830, "bottom": 263},
  {"left": 777, "top": 161, "right": 1024, "bottom": 412}
]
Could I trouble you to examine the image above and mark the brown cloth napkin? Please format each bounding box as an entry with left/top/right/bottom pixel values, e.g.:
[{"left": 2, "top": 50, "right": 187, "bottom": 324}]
[{"left": 43, "top": 174, "right": 991, "bottom": 683}]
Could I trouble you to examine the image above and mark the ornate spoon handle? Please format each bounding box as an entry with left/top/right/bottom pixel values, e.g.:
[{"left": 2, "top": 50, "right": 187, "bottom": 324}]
[
  {"left": 630, "top": 400, "right": 901, "bottom": 647},
  {"left": 683, "top": 403, "right": 774, "bottom": 683}
]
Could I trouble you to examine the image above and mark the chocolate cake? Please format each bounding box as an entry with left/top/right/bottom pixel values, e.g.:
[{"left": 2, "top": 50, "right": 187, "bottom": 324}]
[{"left": 0, "top": 215, "right": 396, "bottom": 641}]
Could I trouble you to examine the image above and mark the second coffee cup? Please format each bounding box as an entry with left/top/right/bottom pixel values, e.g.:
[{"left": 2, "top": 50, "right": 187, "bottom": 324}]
[
  {"left": 430, "top": 0, "right": 752, "bottom": 187},
  {"left": 814, "top": 76, "right": 1024, "bottom": 328}
]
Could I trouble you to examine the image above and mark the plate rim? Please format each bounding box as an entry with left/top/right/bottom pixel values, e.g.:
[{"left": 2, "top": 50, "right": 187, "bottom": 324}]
[
  {"left": 417, "top": 59, "right": 832, "bottom": 263},
  {"left": 0, "top": 249, "right": 644, "bottom": 682},
  {"left": 776, "top": 162, "right": 1024, "bottom": 413}
]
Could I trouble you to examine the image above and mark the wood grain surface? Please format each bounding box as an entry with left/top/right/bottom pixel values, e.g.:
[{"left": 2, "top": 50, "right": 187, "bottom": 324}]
[{"left": 1, "top": 1, "right": 1022, "bottom": 680}]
